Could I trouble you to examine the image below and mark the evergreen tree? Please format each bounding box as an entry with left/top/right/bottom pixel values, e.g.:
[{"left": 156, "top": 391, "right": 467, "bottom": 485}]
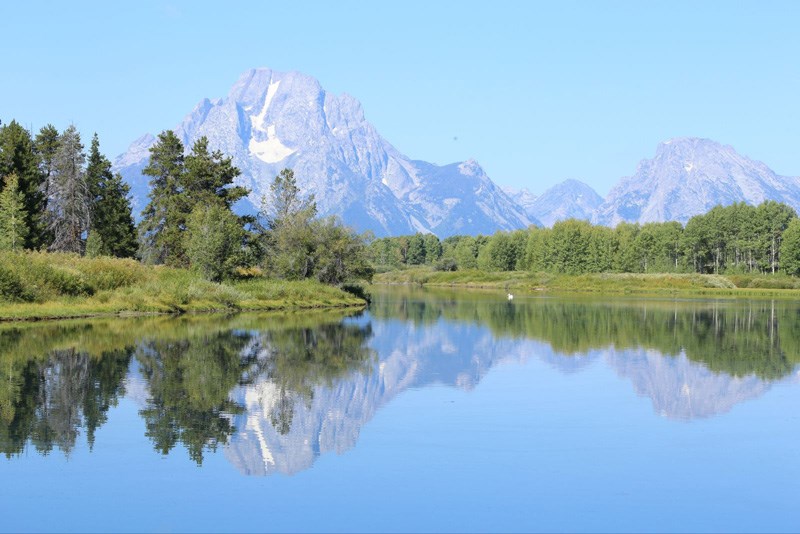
[
  {"left": 86, "top": 134, "right": 137, "bottom": 258},
  {"left": 0, "top": 120, "right": 47, "bottom": 249},
  {"left": 0, "top": 174, "right": 29, "bottom": 251},
  {"left": 34, "top": 124, "right": 60, "bottom": 183},
  {"left": 47, "top": 125, "right": 90, "bottom": 254},
  {"left": 262, "top": 168, "right": 315, "bottom": 229},
  {"left": 183, "top": 137, "right": 248, "bottom": 209},
  {"left": 140, "top": 132, "right": 248, "bottom": 266},
  {"left": 139, "top": 130, "right": 185, "bottom": 265}
]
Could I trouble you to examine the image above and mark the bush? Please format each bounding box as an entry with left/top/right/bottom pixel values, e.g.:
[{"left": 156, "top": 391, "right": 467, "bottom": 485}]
[
  {"left": 434, "top": 258, "right": 458, "bottom": 272},
  {"left": 0, "top": 265, "right": 31, "bottom": 301}
]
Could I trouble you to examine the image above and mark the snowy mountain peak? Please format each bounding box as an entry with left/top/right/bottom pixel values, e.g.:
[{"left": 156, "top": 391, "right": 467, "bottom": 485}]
[
  {"left": 113, "top": 68, "right": 530, "bottom": 237},
  {"left": 593, "top": 138, "right": 800, "bottom": 226}
]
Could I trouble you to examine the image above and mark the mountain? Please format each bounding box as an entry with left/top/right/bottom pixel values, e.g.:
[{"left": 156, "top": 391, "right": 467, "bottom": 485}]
[
  {"left": 112, "top": 68, "right": 532, "bottom": 237},
  {"left": 503, "top": 186, "right": 538, "bottom": 215},
  {"left": 516, "top": 179, "right": 602, "bottom": 227},
  {"left": 593, "top": 137, "right": 800, "bottom": 226}
]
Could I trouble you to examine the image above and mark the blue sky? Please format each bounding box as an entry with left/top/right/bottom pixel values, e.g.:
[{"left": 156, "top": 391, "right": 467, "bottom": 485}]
[{"left": 3, "top": 0, "right": 799, "bottom": 195}]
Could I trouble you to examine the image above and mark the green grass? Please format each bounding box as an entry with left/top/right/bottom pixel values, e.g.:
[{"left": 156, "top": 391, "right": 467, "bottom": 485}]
[
  {"left": 0, "top": 251, "right": 365, "bottom": 321},
  {"left": 373, "top": 267, "right": 800, "bottom": 298}
]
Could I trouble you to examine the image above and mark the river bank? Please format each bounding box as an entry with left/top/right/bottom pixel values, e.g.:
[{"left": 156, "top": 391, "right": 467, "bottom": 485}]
[
  {"left": 373, "top": 267, "right": 800, "bottom": 298},
  {"left": 0, "top": 252, "right": 364, "bottom": 321}
]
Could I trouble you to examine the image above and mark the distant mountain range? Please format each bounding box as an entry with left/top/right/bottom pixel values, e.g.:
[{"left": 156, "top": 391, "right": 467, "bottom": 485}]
[
  {"left": 592, "top": 137, "right": 800, "bottom": 226},
  {"left": 113, "top": 69, "right": 800, "bottom": 236},
  {"left": 113, "top": 68, "right": 533, "bottom": 237}
]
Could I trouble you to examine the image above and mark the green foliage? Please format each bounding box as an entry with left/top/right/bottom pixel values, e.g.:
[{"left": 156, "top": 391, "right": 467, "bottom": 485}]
[
  {"left": 478, "top": 231, "right": 519, "bottom": 271},
  {"left": 0, "top": 251, "right": 364, "bottom": 319},
  {"left": 406, "top": 234, "right": 426, "bottom": 265},
  {"left": 261, "top": 169, "right": 372, "bottom": 285},
  {"left": 139, "top": 130, "right": 185, "bottom": 265},
  {"left": 434, "top": 258, "right": 458, "bottom": 271},
  {"left": 139, "top": 131, "right": 249, "bottom": 270},
  {"left": 780, "top": 218, "right": 800, "bottom": 276},
  {"left": 0, "top": 121, "right": 48, "bottom": 249},
  {"left": 84, "top": 230, "right": 104, "bottom": 258},
  {"left": 47, "top": 125, "right": 90, "bottom": 254},
  {"left": 374, "top": 201, "right": 799, "bottom": 279},
  {"left": 86, "top": 134, "right": 137, "bottom": 258},
  {"left": 186, "top": 204, "right": 245, "bottom": 282},
  {"left": 0, "top": 174, "right": 29, "bottom": 251},
  {"left": 313, "top": 218, "right": 375, "bottom": 285}
]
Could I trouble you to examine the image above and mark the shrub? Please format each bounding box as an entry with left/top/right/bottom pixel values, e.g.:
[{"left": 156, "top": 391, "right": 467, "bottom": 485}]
[{"left": 434, "top": 258, "right": 458, "bottom": 272}]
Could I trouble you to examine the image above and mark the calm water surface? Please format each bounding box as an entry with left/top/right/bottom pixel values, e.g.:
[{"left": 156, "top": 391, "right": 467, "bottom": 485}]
[{"left": 1, "top": 287, "right": 798, "bottom": 532}]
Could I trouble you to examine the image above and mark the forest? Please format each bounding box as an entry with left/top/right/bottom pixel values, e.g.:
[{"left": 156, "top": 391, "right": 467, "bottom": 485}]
[{"left": 368, "top": 201, "right": 800, "bottom": 277}]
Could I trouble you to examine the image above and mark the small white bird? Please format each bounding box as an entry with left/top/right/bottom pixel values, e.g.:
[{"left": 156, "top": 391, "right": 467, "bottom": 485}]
[{"left": 507, "top": 293, "right": 514, "bottom": 300}]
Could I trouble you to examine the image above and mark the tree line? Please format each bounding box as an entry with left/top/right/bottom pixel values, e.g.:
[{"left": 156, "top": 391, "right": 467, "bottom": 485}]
[
  {"left": 369, "top": 201, "right": 800, "bottom": 276},
  {"left": 0, "top": 121, "right": 373, "bottom": 286},
  {"left": 0, "top": 120, "right": 137, "bottom": 257}
]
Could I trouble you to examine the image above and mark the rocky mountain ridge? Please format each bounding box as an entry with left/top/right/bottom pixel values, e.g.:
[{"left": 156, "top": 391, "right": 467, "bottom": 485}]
[{"left": 113, "top": 68, "right": 533, "bottom": 237}]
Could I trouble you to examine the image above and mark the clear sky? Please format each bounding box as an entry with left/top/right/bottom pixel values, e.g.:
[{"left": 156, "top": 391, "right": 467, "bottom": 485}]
[{"left": 3, "top": 0, "right": 799, "bottom": 196}]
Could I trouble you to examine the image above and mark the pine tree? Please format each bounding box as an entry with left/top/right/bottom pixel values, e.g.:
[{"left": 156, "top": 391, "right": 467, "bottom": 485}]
[
  {"left": 48, "top": 125, "right": 90, "bottom": 254},
  {"left": 86, "top": 134, "right": 137, "bottom": 258},
  {"left": 0, "top": 120, "right": 47, "bottom": 249},
  {"left": 0, "top": 173, "right": 29, "bottom": 251},
  {"left": 139, "top": 132, "right": 248, "bottom": 266},
  {"left": 139, "top": 130, "right": 185, "bottom": 265},
  {"left": 183, "top": 137, "right": 248, "bottom": 209},
  {"left": 34, "top": 124, "right": 60, "bottom": 183}
]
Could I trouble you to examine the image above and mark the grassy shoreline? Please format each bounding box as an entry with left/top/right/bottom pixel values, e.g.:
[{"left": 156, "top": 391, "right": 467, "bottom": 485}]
[
  {"left": 373, "top": 267, "right": 800, "bottom": 299},
  {"left": 0, "top": 252, "right": 365, "bottom": 321}
]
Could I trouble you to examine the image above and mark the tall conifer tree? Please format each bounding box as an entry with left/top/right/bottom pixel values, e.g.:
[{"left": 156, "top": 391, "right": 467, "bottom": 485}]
[
  {"left": 48, "top": 125, "right": 90, "bottom": 254},
  {"left": 0, "top": 120, "right": 47, "bottom": 249},
  {"left": 139, "top": 130, "right": 185, "bottom": 265},
  {"left": 0, "top": 173, "right": 29, "bottom": 251},
  {"left": 86, "top": 134, "right": 137, "bottom": 257}
]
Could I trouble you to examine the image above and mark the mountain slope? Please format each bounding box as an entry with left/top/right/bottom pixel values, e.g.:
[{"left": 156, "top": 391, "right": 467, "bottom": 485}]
[
  {"left": 593, "top": 137, "right": 800, "bottom": 226},
  {"left": 523, "top": 179, "right": 602, "bottom": 227},
  {"left": 113, "top": 68, "right": 531, "bottom": 237}
]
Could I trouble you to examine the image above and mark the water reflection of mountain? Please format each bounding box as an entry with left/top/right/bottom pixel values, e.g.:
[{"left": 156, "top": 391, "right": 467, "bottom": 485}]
[
  {"left": 2, "top": 291, "right": 799, "bottom": 472},
  {"left": 227, "top": 291, "right": 800, "bottom": 475}
]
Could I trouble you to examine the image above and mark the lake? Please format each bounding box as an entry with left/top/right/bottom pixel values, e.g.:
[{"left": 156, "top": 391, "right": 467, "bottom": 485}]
[{"left": 1, "top": 286, "right": 798, "bottom": 533}]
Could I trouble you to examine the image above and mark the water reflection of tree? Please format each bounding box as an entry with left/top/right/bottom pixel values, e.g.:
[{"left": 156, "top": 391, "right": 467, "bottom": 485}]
[
  {"left": 0, "top": 345, "right": 131, "bottom": 457},
  {"left": 135, "top": 330, "right": 257, "bottom": 465},
  {"left": 0, "top": 311, "right": 375, "bottom": 462},
  {"left": 372, "top": 289, "right": 800, "bottom": 380},
  {"left": 255, "top": 322, "right": 376, "bottom": 435}
]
